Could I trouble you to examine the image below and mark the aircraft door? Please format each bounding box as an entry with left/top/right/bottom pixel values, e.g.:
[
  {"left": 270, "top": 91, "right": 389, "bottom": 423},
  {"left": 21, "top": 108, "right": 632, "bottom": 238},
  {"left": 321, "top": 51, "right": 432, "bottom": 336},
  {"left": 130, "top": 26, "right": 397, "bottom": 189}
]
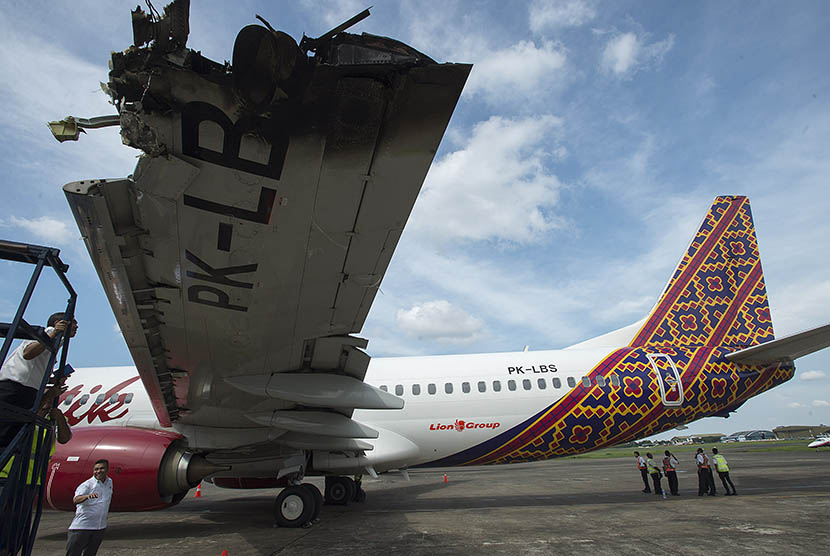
[{"left": 646, "top": 353, "right": 683, "bottom": 407}]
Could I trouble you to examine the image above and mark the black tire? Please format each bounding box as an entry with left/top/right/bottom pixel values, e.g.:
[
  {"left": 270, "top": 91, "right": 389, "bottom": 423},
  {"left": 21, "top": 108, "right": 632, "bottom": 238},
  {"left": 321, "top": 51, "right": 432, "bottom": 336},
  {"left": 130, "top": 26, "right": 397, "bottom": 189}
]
[
  {"left": 302, "top": 483, "right": 323, "bottom": 521},
  {"left": 274, "top": 485, "right": 314, "bottom": 527},
  {"left": 324, "top": 476, "right": 355, "bottom": 506}
]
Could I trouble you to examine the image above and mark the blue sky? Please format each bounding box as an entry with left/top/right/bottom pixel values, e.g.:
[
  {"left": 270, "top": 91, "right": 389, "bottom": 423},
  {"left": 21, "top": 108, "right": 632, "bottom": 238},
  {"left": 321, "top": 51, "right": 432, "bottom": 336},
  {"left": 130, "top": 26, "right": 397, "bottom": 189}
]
[{"left": 1, "top": 0, "right": 828, "bottom": 439}]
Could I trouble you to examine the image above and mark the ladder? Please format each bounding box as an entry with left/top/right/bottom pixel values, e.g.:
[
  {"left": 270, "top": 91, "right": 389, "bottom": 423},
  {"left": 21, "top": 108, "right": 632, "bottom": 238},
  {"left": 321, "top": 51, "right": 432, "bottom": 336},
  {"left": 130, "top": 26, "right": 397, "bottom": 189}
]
[{"left": 0, "top": 239, "right": 76, "bottom": 556}]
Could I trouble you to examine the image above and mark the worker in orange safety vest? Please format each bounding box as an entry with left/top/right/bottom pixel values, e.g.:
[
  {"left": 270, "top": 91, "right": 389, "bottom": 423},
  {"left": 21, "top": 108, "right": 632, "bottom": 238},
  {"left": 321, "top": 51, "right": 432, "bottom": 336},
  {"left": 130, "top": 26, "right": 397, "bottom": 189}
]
[
  {"left": 695, "top": 447, "right": 716, "bottom": 496},
  {"left": 662, "top": 450, "right": 680, "bottom": 496}
]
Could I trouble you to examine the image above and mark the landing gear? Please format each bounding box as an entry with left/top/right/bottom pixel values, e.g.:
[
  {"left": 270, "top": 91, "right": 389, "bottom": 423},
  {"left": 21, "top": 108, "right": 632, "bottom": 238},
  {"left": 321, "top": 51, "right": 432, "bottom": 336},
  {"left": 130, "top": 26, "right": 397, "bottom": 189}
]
[
  {"left": 324, "top": 475, "right": 355, "bottom": 505},
  {"left": 324, "top": 475, "right": 367, "bottom": 505},
  {"left": 274, "top": 485, "right": 315, "bottom": 528},
  {"left": 302, "top": 483, "right": 324, "bottom": 522}
]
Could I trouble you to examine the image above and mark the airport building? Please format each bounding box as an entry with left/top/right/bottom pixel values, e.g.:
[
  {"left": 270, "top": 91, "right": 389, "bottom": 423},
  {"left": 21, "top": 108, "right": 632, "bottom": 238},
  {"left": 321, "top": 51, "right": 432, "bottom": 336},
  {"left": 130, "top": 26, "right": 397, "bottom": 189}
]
[{"left": 773, "top": 425, "right": 830, "bottom": 439}]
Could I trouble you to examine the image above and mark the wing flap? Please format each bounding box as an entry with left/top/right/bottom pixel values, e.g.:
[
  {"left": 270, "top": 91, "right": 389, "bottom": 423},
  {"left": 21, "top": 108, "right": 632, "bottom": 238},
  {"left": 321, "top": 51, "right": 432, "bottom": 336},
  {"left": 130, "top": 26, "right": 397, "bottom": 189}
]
[
  {"left": 726, "top": 323, "right": 830, "bottom": 364},
  {"left": 225, "top": 372, "right": 404, "bottom": 410}
]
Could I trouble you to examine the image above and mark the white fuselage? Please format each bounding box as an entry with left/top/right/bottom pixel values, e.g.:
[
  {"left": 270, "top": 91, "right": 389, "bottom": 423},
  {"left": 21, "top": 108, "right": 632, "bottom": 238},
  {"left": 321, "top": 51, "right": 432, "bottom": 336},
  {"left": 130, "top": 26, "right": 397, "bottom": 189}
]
[{"left": 60, "top": 346, "right": 613, "bottom": 471}]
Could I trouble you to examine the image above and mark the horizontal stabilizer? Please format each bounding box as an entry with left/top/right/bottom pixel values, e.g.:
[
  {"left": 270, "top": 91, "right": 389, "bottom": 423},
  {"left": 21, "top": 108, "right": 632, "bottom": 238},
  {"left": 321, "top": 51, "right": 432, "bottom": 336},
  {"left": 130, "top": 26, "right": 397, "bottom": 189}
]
[{"left": 726, "top": 324, "right": 830, "bottom": 364}]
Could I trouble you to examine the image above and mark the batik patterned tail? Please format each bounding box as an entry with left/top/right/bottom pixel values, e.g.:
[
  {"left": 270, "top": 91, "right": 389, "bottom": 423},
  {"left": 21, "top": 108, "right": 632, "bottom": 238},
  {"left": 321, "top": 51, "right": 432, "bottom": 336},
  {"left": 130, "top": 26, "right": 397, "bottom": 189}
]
[{"left": 630, "top": 196, "right": 774, "bottom": 349}]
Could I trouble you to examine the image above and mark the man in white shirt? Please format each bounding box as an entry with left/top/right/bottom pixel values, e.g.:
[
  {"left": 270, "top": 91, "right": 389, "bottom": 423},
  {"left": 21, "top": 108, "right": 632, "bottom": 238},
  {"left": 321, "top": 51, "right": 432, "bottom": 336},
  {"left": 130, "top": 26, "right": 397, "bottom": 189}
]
[
  {"left": 0, "top": 312, "right": 77, "bottom": 450},
  {"left": 634, "top": 451, "right": 650, "bottom": 493},
  {"left": 66, "top": 459, "right": 113, "bottom": 556}
]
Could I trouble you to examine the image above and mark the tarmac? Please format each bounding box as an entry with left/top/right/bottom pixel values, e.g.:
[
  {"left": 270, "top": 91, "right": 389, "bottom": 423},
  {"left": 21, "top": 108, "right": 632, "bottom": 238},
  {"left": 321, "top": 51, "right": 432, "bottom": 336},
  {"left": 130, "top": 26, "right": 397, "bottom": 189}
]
[{"left": 33, "top": 449, "right": 830, "bottom": 555}]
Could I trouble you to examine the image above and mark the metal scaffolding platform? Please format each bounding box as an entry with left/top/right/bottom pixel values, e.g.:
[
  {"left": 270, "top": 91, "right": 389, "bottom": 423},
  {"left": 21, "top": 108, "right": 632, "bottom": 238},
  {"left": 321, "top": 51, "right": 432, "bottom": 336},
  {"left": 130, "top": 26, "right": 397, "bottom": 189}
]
[{"left": 0, "top": 239, "right": 76, "bottom": 556}]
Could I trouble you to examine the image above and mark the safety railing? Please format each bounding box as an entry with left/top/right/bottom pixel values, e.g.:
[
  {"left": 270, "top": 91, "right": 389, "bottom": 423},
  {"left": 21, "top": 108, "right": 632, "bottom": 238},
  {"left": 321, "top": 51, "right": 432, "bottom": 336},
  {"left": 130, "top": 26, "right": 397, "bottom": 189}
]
[{"left": 0, "top": 239, "right": 76, "bottom": 556}]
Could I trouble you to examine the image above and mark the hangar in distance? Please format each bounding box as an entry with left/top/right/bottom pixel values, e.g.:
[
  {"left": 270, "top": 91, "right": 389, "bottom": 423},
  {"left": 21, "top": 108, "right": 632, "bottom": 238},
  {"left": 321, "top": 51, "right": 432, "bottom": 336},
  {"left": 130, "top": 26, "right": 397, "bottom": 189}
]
[{"left": 49, "top": 0, "right": 830, "bottom": 527}]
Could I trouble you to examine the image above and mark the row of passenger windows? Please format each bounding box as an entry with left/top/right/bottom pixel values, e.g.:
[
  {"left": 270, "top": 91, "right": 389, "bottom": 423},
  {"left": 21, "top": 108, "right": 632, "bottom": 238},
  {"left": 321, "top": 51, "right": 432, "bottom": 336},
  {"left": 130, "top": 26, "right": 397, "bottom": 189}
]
[
  {"left": 62, "top": 393, "right": 135, "bottom": 407},
  {"left": 379, "top": 375, "right": 621, "bottom": 396}
]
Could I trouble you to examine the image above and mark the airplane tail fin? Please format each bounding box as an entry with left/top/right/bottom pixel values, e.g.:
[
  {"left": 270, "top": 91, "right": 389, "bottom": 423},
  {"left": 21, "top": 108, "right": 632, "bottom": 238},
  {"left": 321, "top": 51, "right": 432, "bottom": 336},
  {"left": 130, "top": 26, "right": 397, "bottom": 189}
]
[{"left": 629, "top": 196, "right": 774, "bottom": 349}]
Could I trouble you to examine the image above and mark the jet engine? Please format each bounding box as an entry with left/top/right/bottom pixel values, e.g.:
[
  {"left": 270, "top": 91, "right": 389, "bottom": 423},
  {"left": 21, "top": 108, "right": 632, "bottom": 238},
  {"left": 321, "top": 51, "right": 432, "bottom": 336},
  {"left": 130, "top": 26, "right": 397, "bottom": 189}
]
[{"left": 46, "top": 426, "right": 226, "bottom": 511}]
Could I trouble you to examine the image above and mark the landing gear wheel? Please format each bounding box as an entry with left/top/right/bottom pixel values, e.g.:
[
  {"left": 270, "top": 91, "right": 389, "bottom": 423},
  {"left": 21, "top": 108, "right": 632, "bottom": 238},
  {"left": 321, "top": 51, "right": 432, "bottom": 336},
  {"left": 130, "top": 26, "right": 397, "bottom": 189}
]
[
  {"left": 274, "top": 485, "right": 314, "bottom": 527},
  {"left": 302, "top": 483, "right": 323, "bottom": 521},
  {"left": 324, "top": 476, "right": 356, "bottom": 505}
]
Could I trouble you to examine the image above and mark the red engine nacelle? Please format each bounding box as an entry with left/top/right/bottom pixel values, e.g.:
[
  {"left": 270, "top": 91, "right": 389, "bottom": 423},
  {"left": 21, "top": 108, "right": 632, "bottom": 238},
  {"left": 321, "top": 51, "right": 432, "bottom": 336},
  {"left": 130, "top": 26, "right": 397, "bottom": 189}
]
[{"left": 47, "top": 427, "right": 220, "bottom": 512}]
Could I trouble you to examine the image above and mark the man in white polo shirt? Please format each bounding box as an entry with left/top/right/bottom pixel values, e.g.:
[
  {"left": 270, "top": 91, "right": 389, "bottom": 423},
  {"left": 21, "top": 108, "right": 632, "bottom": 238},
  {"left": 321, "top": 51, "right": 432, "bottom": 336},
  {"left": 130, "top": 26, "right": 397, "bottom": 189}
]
[
  {"left": 0, "top": 312, "right": 77, "bottom": 450},
  {"left": 66, "top": 459, "right": 113, "bottom": 556}
]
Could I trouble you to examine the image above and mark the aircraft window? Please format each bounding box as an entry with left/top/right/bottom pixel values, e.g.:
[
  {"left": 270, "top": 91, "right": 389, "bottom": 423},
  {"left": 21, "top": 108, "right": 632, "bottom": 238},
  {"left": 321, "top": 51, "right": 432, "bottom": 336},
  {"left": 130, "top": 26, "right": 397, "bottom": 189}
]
[
  {"left": 478, "top": 381, "right": 486, "bottom": 393},
  {"left": 508, "top": 380, "right": 516, "bottom": 391},
  {"left": 428, "top": 383, "right": 436, "bottom": 395},
  {"left": 552, "top": 377, "right": 561, "bottom": 389},
  {"left": 395, "top": 385, "right": 404, "bottom": 396},
  {"left": 462, "top": 382, "right": 471, "bottom": 394},
  {"left": 63, "top": 394, "right": 75, "bottom": 406},
  {"left": 109, "top": 394, "right": 119, "bottom": 404},
  {"left": 380, "top": 385, "right": 388, "bottom": 392},
  {"left": 124, "top": 393, "right": 133, "bottom": 404},
  {"left": 445, "top": 383, "right": 453, "bottom": 394},
  {"left": 567, "top": 377, "right": 576, "bottom": 388},
  {"left": 412, "top": 384, "right": 421, "bottom": 395},
  {"left": 610, "top": 375, "right": 620, "bottom": 387},
  {"left": 597, "top": 375, "right": 606, "bottom": 387},
  {"left": 537, "top": 378, "right": 546, "bottom": 389},
  {"left": 523, "top": 379, "right": 532, "bottom": 390},
  {"left": 492, "top": 380, "right": 501, "bottom": 392},
  {"left": 94, "top": 394, "right": 106, "bottom": 405},
  {"left": 582, "top": 376, "right": 592, "bottom": 387}
]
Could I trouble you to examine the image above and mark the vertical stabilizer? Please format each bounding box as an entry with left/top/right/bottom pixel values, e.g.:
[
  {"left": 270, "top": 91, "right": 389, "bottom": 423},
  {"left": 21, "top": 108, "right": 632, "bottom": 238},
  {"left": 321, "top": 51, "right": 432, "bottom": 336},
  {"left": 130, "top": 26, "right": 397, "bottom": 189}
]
[{"left": 630, "top": 196, "right": 774, "bottom": 348}]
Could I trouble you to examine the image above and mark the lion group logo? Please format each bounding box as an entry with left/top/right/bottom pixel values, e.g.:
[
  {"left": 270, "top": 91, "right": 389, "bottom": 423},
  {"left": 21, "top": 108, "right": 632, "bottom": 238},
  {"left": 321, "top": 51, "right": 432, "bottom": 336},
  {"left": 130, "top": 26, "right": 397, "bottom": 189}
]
[{"left": 429, "top": 419, "right": 501, "bottom": 432}]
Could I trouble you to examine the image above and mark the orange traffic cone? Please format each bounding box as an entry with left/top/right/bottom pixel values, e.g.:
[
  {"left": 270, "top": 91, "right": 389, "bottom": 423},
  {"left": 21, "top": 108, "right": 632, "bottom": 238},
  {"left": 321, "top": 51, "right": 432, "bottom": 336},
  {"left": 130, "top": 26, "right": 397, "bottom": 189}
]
[
  {"left": 443, "top": 473, "right": 448, "bottom": 483},
  {"left": 194, "top": 483, "right": 202, "bottom": 498}
]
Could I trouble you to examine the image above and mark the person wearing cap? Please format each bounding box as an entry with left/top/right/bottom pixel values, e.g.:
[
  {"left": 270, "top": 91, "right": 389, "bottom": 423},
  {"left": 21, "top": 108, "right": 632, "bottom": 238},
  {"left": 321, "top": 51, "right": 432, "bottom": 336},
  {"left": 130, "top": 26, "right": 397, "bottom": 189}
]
[
  {"left": 634, "top": 451, "right": 650, "bottom": 493},
  {"left": 711, "top": 448, "right": 737, "bottom": 495},
  {"left": 695, "top": 447, "right": 716, "bottom": 496},
  {"left": 662, "top": 450, "right": 680, "bottom": 496},
  {"left": 0, "top": 313, "right": 77, "bottom": 450}
]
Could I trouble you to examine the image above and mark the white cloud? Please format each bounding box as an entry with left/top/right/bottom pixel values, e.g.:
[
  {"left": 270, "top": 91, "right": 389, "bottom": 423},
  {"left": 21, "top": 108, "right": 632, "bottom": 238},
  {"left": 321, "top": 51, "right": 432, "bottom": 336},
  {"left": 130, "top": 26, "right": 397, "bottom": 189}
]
[
  {"left": 396, "top": 300, "right": 484, "bottom": 343},
  {"left": 463, "top": 40, "right": 568, "bottom": 103},
  {"left": 602, "top": 33, "right": 640, "bottom": 75},
  {"left": 529, "top": 0, "right": 597, "bottom": 33},
  {"left": 4, "top": 216, "right": 72, "bottom": 245},
  {"left": 600, "top": 32, "right": 675, "bottom": 76},
  {"left": 812, "top": 400, "right": 830, "bottom": 407},
  {"left": 413, "top": 115, "right": 564, "bottom": 243},
  {"left": 801, "top": 370, "right": 827, "bottom": 381},
  {"left": 787, "top": 402, "right": 805, "bottom": 408}
]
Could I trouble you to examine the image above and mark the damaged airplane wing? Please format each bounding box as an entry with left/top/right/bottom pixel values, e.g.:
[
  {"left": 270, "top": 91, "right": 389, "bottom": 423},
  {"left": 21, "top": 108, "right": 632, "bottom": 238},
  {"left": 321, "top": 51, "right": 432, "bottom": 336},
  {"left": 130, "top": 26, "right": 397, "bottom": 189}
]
[{"left": 60, "top": 0, "right": 470, "bottom": 450}]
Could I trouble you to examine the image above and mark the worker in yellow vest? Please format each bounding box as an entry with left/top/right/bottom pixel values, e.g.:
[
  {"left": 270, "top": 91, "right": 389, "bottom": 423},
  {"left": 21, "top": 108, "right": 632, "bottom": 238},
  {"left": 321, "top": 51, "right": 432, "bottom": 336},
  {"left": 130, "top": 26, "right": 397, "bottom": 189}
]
[
  {"left": 711, "top": 448, "right": 737, "bottom": 495},
  {"left": 645, "top": 452, "right": 663, "bottom": 496},
  {"left": 0, "top": 381, "right": 72, "bottom": 553},
  {"left": 634, "top": 451, "right": 650, "bottom": 493}
]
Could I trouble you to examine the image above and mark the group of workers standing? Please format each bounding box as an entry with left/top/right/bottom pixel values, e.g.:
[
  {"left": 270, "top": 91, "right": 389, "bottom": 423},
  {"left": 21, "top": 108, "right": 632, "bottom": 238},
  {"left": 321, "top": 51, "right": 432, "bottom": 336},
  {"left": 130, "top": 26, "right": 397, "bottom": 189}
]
[{"left": 634, "top": 447, "right": 737, "bottom": 498}]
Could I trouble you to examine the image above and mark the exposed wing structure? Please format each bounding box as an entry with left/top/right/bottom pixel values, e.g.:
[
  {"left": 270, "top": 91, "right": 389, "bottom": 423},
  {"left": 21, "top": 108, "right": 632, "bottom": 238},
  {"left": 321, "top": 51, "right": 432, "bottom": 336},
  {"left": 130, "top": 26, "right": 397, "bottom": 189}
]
[
  {"left": 63, "top": 1, "right": 469, "bottom": 461},
  {"left": 726, "top": 323, "right": 830, "bottom": 364}
]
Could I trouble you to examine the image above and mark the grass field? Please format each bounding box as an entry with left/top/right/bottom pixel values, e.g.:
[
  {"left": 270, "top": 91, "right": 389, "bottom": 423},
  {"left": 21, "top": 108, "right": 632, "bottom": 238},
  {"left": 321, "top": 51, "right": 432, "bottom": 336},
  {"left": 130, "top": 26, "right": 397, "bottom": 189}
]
[{"left": 570, "top": 440, "right": 822, "bottom": 459}]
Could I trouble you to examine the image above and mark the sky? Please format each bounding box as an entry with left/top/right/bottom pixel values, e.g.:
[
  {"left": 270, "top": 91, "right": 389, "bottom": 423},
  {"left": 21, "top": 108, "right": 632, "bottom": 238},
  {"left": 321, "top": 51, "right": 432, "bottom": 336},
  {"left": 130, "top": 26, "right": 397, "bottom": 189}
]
[{"left": 0, "top": 0, "right": 828, "bottom": 440}]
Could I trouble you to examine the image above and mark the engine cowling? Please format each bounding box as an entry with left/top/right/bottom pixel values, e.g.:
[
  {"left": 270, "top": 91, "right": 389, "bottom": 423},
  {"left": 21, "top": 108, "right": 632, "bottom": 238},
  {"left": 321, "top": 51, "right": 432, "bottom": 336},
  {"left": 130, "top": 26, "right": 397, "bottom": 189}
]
[{"left": 46, "top": 426, "right": 223, "bottom": 511}]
